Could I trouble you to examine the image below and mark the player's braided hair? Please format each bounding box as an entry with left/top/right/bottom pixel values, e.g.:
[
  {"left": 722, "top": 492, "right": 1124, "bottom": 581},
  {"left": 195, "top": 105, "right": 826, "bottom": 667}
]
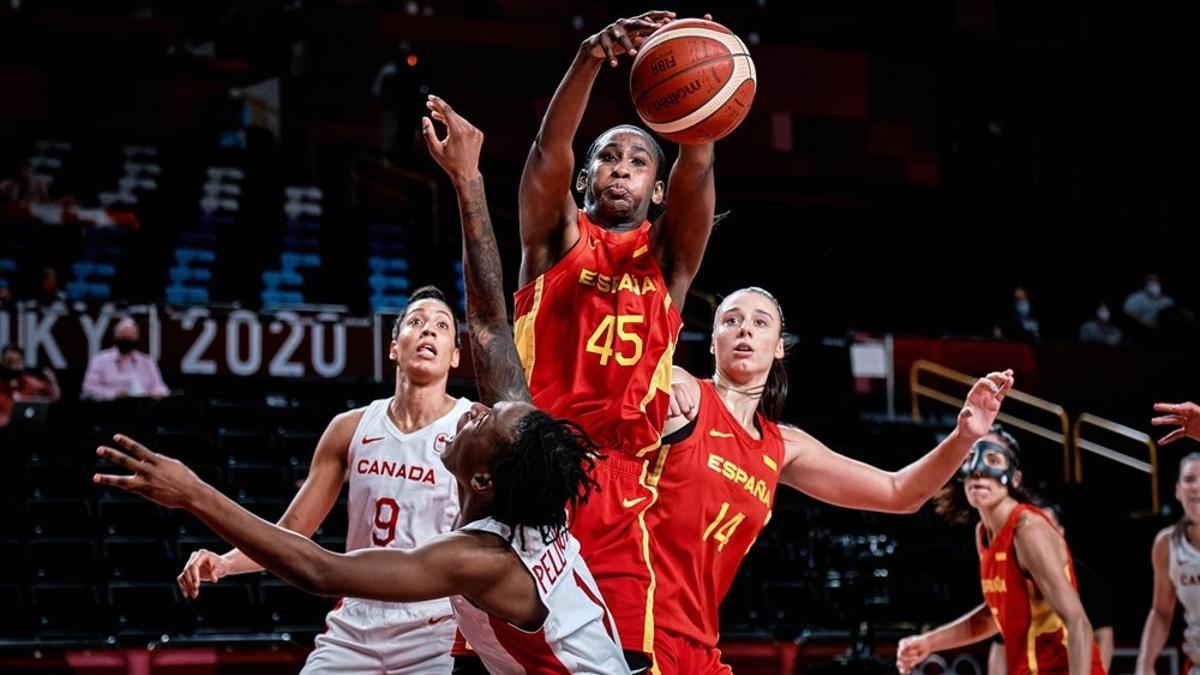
[{"left": 490, "top": 410, "right": 602, "bottom": 549}]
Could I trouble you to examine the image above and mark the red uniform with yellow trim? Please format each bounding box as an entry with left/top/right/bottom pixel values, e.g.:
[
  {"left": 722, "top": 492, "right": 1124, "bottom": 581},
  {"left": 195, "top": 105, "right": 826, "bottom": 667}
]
[
  {"left": 513, "top": 210, "right": 682, "bottom": 657},
  {"left": 646, "top": 380, "right": 785, "bottom": 674},
  {"left": 978, "top": 504, "right": 1106, "bottom": 675}
]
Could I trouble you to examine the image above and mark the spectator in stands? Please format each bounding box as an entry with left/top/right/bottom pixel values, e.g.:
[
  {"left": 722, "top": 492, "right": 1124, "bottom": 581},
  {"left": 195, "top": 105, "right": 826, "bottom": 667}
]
[
  {"left": 994, "top": 286, "right": 1041, "bottom": 342},
  {"left": 988, "top": 498, "right": 1113, "bottom": 675},
  {"left": 35, "top": 267, "right": 65, "bottom": 306},
  {"left": 1078, "top": 301, "right": 1123, "bottom": 346},
  {"left": 0, "top": 345, "right": 60, "bottom": 427},
  {"left": 1124, "top": 273, "right": 1175, "bottom": 331},
  {"left": 0, "top": 157, "right": 51, "bottom": 211},
  {"left": 81, "top": 318, "right": 169, "bottom": 401}
]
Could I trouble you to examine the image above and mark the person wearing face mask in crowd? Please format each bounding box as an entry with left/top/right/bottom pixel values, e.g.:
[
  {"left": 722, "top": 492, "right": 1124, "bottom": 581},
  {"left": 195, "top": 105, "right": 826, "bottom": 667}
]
[
  {"left": 995, "top": 286, "right": 1041, "bottom": 342},
  {"left": 36, "top": 267, "right": 66, "bottom": 306},
  {"left": 1124, "top": 274, "right": 1175, "bottom": 331},
  {"left": 81, "top": 317, "right": 169, "bottom": 401},
  {"left": 1079, "top": 302, "right": 1123, "bottom": 346},
  {"left": 0, "top": 345, "right": 60, "bottom": 427}
]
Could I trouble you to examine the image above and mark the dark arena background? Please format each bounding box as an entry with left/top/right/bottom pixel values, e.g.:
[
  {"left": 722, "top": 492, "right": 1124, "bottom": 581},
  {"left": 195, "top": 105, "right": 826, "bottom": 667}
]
[{"left": 1, "top": 1, "right": 1196, "bottom": 673}]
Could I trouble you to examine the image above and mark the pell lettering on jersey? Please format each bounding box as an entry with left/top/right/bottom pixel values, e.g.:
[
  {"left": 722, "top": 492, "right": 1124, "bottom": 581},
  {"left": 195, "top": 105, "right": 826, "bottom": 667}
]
[
  {"left": 706, "top": 452, "right": 771, "bottom": 506},
  {"left": 578, "top": 268, "right": 659, "bottom": 296},
  {"left": 531, "top": 529, "right": 571, "bottom": 596},
  {"left": 356, "top": 458, "right": 438, "bottom": 484},
  {"left": 981, "top": 576, "right": 1008, "bottom": 594}
]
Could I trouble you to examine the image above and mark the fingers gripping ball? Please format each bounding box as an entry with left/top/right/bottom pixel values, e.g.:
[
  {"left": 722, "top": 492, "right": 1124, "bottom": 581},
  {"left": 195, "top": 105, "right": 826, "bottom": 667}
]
[{"left": 630, "top": 18, "right": 756, "bottom": 145}]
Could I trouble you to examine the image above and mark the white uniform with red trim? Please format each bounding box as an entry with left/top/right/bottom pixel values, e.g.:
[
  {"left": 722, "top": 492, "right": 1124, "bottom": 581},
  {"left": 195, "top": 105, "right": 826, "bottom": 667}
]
[
  {"left": 301, "top": 396, "right": 473, "bottom": 675},
  {"left": 450, "top": 517, "right": 631, "bottom": 675},
  {"left": 1168, "top": 532, "right": 1200, "bottom": 671}
]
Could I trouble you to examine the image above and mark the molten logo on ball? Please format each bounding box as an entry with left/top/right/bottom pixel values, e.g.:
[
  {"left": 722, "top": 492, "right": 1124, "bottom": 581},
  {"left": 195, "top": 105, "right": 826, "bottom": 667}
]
[
  {"left": 650, "top": 79, "right": 702, "bottom": 114},
  {"left": 630, "top": 18, "right": 757, "bottom": 145}
]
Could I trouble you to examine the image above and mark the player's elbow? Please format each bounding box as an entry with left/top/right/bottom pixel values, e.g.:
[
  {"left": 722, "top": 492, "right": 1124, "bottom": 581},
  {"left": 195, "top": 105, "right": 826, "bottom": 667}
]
[
  {"left": 1150, "top": 603, "right": 1174, "bottom": 625},
  {"left": 1067, "top": 615, "right": 1093, "bottom": 643},
  {"left": 288, "top": 550, "right": 339, "bottom": 597},
  {"left": 888, "top": 477, "right": 926, "bottom": 514},
  {"left": 890, "top": 493, "right": 924, "bottom": 514}
]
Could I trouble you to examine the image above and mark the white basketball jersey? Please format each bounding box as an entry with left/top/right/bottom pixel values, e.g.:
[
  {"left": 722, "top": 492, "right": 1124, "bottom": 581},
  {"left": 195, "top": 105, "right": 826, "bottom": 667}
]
[
  {"left": 1169, "top": 531, "right": 1200, "bottom": 664},
  {"left": 449, "top": 517, "right": 629, "bottom": 675},
  {"left": 345, "top": 396, "right": 472, "bottom": 553}
]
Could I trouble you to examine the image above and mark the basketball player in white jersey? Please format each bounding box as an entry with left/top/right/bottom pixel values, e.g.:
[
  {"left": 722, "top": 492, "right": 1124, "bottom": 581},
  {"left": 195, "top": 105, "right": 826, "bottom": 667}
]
[
  {"left": 96, "top": 96, "right": 629, "bottom": 674},
  {"left": 176, "top": 285, "right": 471, "bottom": 674},
  {"left": 1137, "top": 451, "right": 1200, "bottom": 675}
]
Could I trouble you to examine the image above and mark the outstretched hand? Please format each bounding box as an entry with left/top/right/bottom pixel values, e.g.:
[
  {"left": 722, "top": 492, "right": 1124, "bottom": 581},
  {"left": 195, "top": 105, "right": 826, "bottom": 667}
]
[
  {"left": 1152, "top": 401, "right": 1200, "bottom": 445},
  {"left": 957, "top": 369, "right": 1015, "bottom": 439},
  {"left": 93, "top": 434, "right": 205, "bottom": 510},
  {"left": 421, "top": 95, "right": 483, "bottom": 184}
]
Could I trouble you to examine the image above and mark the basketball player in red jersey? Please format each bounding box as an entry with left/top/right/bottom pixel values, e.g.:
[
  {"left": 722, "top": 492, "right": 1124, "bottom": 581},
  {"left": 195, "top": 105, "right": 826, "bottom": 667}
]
[
  {"left": 94, "top": 98, "right": 631, "bottom": 675},
  {"left": 516, "top": 11, "right": 721, "bottom": 666},
  {"left": 896, "top": 429, "right": 1104, "bottom": 675},
  {"left": 650, "top": 287, "right": 1014, "bottom": 674}
]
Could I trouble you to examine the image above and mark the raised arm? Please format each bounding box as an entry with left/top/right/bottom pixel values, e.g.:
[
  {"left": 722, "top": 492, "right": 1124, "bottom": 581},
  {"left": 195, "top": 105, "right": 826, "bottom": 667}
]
[
  {"left": 518, "top": 11, "right": 674, "bottom": 284},
  {"left": 781, "top": 370, "right": 1013, "bottom": 513},
  {"left": 657, "top": 142, "right": 716, "bottom": 309},
  {"left": 422, "top": 95, "right": 529, "bottom": 405}
]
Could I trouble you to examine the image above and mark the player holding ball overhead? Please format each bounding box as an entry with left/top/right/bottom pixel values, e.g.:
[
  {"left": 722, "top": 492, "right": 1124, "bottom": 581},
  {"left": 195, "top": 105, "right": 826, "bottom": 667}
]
[{"left": 514, "top": 10, "right": 754, "bottom": 669}]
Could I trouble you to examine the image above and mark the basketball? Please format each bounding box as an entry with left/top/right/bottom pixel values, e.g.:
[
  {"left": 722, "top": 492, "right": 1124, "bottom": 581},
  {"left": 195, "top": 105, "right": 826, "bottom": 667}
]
[{"left": 629, "top": 18, "right": 756, "bottom": 145}]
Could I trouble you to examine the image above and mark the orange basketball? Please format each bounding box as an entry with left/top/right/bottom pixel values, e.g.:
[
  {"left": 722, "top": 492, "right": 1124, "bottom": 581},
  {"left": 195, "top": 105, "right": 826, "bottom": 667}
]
[{"left": 629, "top": 18, "right": 756, "bottom": 145}]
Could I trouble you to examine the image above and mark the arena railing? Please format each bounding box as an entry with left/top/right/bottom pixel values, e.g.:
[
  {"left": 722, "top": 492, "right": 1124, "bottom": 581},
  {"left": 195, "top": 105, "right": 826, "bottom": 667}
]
[{"left": 910, "top": 359, "right": 1072, "bottom": 482}]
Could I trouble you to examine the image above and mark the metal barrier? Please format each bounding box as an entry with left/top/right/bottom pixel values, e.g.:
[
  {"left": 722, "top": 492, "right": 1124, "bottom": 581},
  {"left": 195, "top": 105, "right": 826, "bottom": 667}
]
[{"left": 910, "top": 360, "right": 1072, "bottom": 482}]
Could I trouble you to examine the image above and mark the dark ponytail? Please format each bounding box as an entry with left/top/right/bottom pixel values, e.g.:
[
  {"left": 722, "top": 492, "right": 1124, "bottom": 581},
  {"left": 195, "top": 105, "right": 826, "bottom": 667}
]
[{"left": 760, "top": 356, "right": 788, "bottom": 422}]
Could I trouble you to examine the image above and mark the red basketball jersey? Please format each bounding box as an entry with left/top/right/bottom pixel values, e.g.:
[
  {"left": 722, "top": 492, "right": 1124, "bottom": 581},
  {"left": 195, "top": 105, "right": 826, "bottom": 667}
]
[
  {"left": 646, "top": 380, "right": 785, "bottom": 647},
  {"left": 513, "top": 210, "right": 681, "bottom": 456},
  {"left": 978, "top": 504, "right": 1106, "bottom": 675}
]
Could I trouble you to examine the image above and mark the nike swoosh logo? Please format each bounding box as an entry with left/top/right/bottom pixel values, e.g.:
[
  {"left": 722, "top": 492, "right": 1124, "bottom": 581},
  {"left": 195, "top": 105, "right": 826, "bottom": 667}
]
[
  {"left": 428, "top": 615, "right": 452, "bottom": 625},
  {"left": 622, "top": 496, "right": 648, "bottom": 508},
  {"left": 709, "top": 429, "right": 735, "bottom": 438},
  {"left": 362, "top": 436, "right": 385, "bottom": 445}
]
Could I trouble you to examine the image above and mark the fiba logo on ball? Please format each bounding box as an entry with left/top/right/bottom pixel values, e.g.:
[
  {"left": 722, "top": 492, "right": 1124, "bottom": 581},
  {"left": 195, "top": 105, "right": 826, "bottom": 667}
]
[
  {"left": 434, "top": 432, "right": 451, "bottom": 454},
  {"left": 630, "top": 18, "right": 756, "bottom": 144}
]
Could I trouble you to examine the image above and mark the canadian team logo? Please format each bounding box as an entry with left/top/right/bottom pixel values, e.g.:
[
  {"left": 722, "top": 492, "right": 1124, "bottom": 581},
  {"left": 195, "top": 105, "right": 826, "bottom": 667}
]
[{"left": 434, "top": 433, "right": 452, "bottom": 454}]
